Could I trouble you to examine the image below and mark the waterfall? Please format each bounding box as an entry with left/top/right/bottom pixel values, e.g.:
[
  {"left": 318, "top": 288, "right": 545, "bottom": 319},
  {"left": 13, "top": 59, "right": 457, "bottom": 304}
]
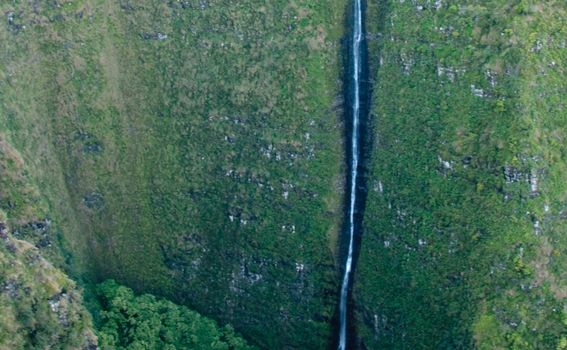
[{"left": 338, "top": 0, "right": 363, "bottom": 348}]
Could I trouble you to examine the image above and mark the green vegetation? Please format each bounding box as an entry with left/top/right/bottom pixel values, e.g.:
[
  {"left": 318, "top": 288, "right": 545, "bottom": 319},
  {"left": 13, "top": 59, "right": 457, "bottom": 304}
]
[
  {"left": 93, "top": 280, "right": 254, "bottom": 350},
  {"left": 0, "top": 134, "right": 67, "bottom": 266},
  {"left": 0, "top": 226, "right": 251, "bottom": 350},
  {"left": 0, "top": 135, "right": 260, "bottom": 349},
  {"left": 357, "top": 0, "right": 566, "bottom": 348},
  {"left": 1, "top": 132, "right": 96, "bottom": 349},
  {"left": 1, "top": 0, "right": 346, "bottom": 347},
  {"left": 0, "top": 231, "right": 97, "bottom": 349}
]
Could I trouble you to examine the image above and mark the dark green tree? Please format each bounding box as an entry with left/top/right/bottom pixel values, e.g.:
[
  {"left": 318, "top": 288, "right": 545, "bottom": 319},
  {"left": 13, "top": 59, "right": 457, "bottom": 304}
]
[{"left": 95, "top": 280, "right": 255, "bottom": 350}]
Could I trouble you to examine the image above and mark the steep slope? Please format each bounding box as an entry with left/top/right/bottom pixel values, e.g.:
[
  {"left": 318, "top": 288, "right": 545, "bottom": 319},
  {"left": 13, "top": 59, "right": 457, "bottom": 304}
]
[
  {"left": 0, "top": 0, "right": 346, "bottom": 348},
  {"left": 356, "top": 0, "right": 566, "bottom": 348},
  {"left": 1, "top": 137, "right": 97, "bottom": 349},
  {"left": 0, "top": 224, "right": 97, "bottom": 349}
]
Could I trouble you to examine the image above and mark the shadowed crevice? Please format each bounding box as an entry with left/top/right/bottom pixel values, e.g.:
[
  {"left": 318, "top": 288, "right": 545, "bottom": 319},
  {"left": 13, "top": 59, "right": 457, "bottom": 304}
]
[{"left": 331, "top": 0, "right": 372, "bottom": 348}]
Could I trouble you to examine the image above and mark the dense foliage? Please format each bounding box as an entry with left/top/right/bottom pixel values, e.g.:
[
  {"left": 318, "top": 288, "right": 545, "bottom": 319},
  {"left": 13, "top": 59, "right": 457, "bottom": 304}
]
[
  {"left": 94, "top": 280, "right": 254, "bottom": 350},
  {"left": 357, "top": 0, "right": 567, "bottom": 348}
]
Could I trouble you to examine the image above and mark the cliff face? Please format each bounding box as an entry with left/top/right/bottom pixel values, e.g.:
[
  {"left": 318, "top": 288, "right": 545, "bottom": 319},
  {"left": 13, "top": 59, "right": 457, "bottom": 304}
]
[
  {"left": 1, "top": 1, "right": 346, "bottom": 348},
  {"left": 357, "top": 0, "right": 566, "bottom": 348}
]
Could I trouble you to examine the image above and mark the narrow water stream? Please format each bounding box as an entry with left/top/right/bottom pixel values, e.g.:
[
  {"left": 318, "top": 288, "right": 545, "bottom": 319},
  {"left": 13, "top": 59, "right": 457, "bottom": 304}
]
[{"left": 338, "top": 0, "right": 363, "bottom": 348}]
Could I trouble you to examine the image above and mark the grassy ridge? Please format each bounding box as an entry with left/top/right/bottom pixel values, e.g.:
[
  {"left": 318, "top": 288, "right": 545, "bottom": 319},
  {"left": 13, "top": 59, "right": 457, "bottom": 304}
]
[
  {"left": 0, "top": 136, "right": 96, "bottom": 349},
  {"left": 0, "top": 0, "right": 347, "bottom": 348},
  {"left": 0, "top": 234, "right": 97, "bottom": 349},
  {"left": 357, "top": 0, "right": 566, "bottom": 348}
]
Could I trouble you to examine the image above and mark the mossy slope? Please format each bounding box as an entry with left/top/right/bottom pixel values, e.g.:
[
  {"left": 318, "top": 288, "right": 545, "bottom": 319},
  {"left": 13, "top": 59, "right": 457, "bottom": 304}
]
[
  {"left": 0, "top": 227, "right": 97, "bottom": 349},
  {"left": 357, "top": 0, "right": 566, "bottom": 348},
  {"left": 0, "top": 1, "right": 347, "bottom": 348},
  {"left": 1, "top": 135, "right": 97, "bottom": 349}
]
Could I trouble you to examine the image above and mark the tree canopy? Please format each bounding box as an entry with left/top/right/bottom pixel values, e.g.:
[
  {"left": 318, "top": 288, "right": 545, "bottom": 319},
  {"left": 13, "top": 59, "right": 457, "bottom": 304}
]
[{"left": 95, "top": 280, "right": 255, "bottom": 350}]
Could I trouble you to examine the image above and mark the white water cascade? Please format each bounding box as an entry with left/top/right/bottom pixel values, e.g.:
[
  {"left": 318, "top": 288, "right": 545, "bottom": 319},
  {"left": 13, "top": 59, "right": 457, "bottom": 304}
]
[{"left": 338, "top": 0, "right": 363, "bottom": 349}]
